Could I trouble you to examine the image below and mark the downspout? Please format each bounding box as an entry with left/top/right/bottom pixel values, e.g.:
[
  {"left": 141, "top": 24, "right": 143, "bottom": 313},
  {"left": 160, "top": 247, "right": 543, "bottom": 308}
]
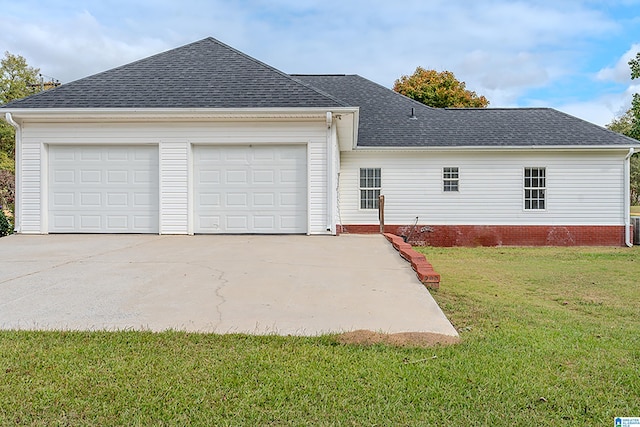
[
  {"left": 326, "top": 112, "right": 334, "bottom": 233},
  {"left": 4, "top": 113, "right": 21, "bottom": 233},
  {"left": 624, "top": 147, "right": 634, "bottom": 247}
]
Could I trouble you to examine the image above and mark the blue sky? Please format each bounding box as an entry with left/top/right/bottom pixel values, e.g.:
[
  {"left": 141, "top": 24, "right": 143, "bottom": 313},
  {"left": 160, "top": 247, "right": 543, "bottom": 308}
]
[{"left": 2, "top": 0, "right": 640, "bottom": 125}]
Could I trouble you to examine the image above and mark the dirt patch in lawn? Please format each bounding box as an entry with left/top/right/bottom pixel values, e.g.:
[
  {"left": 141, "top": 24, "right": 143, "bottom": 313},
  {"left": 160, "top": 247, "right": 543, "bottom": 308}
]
[{"left": 336, "top": 329, "right": 460, "bottom": 348}]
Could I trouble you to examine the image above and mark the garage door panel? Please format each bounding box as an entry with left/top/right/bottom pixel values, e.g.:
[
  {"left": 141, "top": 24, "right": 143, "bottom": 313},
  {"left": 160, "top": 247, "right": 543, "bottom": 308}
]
[
  {"left": 195, "top": 145, "right": 307, "bottom": 234},
  {"left": 280, "top": 215, "right": 304, "bottom": 230},
  {"left": 253, "top": 193, "right": 275, "bottom": 207},
  {"left": 199, "top": 193, "right": 221, "bottom": 207},
  {"left": 226, "top": 215, "right": 248, "bottom": 230},
  {"left": 226, "top": 193, "right": 248, "bottom": 207},
  {"left": 107, "top": 170, "right": 128, "bottom": 183},
  {"left": 53, "top": 215, "right": 74, "bottom": 229},
  {"left": 107, "top": 216, "right": 128, "bottom": 228},
  {"left": 226, "top": 170, "right": 248, "bottom": 184},
  {"left": 49, "top": 145, "right": 159, "bottom": 233},
  {"left": 200, "top": 170, "right": 220, "bottom": 184},
  {"left": 80, "top": 170, "right": 101, "bottom": 183},
  {"left": 253, "top": 216, "right": 275, "bottom": 230},
  {"left": 280, "top": 192, "right": 305, "bottom": 207},
  {"left": 80, "top": 149, "right": 101, "bottom": 161},
  {"left": 53, "top": 193, "right": 74, "bottom": 207},
  {"left": 54, "top": 170, "right": 75, "bottom": 183},
  {"left": 107, "top": 193, "right": 128, "bottom": 206},
  {"left": 252, "top": 170, "right": 274, "bottom": 184},
  {"left": 134, "top": 192, "right": 155, "bottom": 207},
  {"left": 80, "top": 192, "right": 101, "bottom": 206},
  {"left": 224, "top": 147, "right": 249, "bottom": 162}
]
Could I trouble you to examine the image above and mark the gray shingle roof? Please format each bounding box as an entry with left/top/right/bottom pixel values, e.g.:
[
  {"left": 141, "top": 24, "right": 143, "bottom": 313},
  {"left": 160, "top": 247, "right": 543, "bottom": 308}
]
[
  {"left": 293, "top": 74, "right": 638, "bottom": 148},
  {"left": 3, "top": 37, "right": 345, "bottom": 109},
  {"left": 4, "top": 36, "right": 636, "bottom": 149}
]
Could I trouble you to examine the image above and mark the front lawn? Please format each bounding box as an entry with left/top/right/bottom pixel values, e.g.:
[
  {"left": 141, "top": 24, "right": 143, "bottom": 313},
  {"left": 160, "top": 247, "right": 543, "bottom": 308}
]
[{"left": 1, "top": 247, "right": 639, "bottom": 426}]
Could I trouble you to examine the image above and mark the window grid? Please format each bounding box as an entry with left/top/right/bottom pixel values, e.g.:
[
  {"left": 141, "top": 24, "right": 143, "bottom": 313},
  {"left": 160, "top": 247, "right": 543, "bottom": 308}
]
[
  {"left": 524, "top": 167, "right": 546, "bottom": 210},
  {"left": 443, "top": 167, "right": 459, "bottom": 192},
  {"left": 360, "top": 168, "right": 381, "bottom": 209}
]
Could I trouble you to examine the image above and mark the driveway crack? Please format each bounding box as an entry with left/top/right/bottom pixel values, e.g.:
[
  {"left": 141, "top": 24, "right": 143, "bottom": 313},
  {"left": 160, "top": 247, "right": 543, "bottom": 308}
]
[{"left": 212, "top": 269, "right": 228, "bottom": 329}]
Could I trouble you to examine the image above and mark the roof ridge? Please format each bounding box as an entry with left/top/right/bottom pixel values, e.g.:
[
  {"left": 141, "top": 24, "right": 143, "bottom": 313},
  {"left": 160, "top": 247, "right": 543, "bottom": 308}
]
[
  {"left": 288, "top": 75, "right": 352, "bottom": 107},
  {"left": 297, "top": 74, "right": 440, "bottom": 112},
  {"left": 202, "top": 37, "right": 350, "bottom": 108},
  {"left": 351, "top": 74, "right": 441, "bottom": 111}
]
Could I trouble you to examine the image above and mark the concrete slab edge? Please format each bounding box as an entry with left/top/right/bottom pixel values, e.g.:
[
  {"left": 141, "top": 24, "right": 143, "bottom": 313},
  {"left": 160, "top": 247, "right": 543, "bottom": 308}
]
[{"left": 383, "top": 233, "right": 441, "bottom": 289}]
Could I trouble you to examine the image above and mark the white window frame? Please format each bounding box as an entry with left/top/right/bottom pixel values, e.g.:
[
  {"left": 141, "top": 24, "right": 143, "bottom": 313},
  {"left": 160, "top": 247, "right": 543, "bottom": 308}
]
[
  {"left": 443, "top": 167, "right": 459, "bottom": 192},
  {"left": 524, "top": 167, "right": 546, "bottom": 210},
  {"left": 359, "top": 168, "right": 381, "bottom": 210}
]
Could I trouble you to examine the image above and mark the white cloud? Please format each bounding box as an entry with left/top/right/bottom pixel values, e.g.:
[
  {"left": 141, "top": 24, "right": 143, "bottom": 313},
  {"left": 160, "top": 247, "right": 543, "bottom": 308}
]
[
  {"left": 0, "top": 0, "right": 637, "bottom": 125},
  {"left": 3, "top": 11, "right": 169, "bottom": 83},
  {"left": 596, "top": 43, "right": 640, "bottom": 83},
  {"left": 554, "top": 81, "right": 640, "bottom": 126}
]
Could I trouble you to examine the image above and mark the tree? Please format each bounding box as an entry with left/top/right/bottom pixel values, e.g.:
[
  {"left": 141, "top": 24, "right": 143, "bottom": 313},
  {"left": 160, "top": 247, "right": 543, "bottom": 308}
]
[
  {"left": 629, "top": 52, "right": 640, "bottom": 140},
  {"left": 0, "top": 51, "right": 41, "bottom": 105},
  {"left": 393, "top": 67, "right": 489, "bottom": 108},
  {"left": 606, "top": 52, "right": 640, "bottom": 205},
  {"left": 0, "top": 52, "right": 41, "bottom": 159},
  {"left": 607, "top": 108, "right": 634, "bottom": 136}
]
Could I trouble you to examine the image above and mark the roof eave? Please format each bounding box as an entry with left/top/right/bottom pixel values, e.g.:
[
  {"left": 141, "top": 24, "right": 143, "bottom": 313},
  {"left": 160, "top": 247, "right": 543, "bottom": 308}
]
[{"left": 5, "top": 107, "right": 360, "bottom": 122}]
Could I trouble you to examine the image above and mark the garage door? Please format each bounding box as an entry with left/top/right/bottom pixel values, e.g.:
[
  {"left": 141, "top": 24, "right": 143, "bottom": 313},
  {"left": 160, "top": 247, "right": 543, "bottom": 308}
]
[
  {"left": 194, "top": 145, "right": 307, "bottom": 233},
  {"left": 48, "top": 145, "right": 159, "bottom": 233}
]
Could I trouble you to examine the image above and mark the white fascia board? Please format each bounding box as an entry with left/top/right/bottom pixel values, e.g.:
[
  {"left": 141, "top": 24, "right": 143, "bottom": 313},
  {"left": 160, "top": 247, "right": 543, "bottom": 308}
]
[{"left": 4, "top": 107, "right": 360, "bottom": 122}]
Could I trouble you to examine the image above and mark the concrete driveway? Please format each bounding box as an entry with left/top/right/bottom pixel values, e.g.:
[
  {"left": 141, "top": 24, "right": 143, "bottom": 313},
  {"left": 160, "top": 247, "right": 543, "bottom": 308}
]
[{"left": 0, "top": 234, "right": 457, "bottom": 336}]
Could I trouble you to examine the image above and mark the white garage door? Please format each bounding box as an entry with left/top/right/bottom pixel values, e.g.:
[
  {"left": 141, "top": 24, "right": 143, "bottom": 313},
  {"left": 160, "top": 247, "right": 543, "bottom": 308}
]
[
  {"left": 194, "top": 145, "right": 307, "bottom": 233},
  {"left": 48, "top": 145, "right": 159, "bottom": 233}
]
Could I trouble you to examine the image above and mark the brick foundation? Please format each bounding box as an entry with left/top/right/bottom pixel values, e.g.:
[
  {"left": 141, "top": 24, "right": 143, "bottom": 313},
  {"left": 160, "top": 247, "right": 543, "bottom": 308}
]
[{"left": 338, "top": 224, "right": 627, "bottom": 247}]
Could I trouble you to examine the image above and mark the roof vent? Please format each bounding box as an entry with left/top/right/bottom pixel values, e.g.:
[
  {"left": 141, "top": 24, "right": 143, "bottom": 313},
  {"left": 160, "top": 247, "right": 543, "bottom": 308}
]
[{"left": 410, "top": 107, "right": 417, "bottom": 120}]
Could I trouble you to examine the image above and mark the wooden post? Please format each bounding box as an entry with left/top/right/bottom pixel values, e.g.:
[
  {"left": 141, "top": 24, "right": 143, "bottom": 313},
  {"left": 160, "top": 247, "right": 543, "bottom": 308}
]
[{"left": 378, "top": 195, "right": 385, "bottom": 234}]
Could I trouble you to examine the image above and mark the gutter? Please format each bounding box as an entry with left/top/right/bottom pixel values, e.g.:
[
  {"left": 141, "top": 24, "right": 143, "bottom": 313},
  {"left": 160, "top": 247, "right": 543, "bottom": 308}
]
[
  {"left": 4, "top": 113, "right": 21, "bottom": 233},
  {"left": 625, "top": 147, "right": 634, "bottom": 247},
  {"left": 4, "top": 107, "right": 360, "bottom": 121}
]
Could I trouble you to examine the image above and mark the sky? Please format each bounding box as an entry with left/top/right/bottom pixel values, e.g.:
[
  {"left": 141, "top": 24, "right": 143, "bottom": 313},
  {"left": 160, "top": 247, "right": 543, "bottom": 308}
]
[{"left": 2, "top": 0, "right": 640, "bottom": 126}]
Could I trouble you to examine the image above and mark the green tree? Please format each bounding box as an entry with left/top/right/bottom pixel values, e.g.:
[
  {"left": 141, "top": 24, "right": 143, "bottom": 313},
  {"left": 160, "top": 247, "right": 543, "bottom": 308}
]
[
  {"left": 606, "top": 52, "right": 640, "bottom": 205},
  {"left": 629, "top": 52, "right": 640, "bottom": 140},
  {"left": 607, "top": 108, "right": 634, "bottom": 136},
  {"left": 606, "top": 113, "right": 640, "bottom": 206},
  {"left": 393, "top": 67, "right": 489, "bottom": 108},
  {"left": 0, "top": 52, "right": 41, "bottom": 159},
  {"left": 0, "top": 51, "right": 41, "bottom": 104}
]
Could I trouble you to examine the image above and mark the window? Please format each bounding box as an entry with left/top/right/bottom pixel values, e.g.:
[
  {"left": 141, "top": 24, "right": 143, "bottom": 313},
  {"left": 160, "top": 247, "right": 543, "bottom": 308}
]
[
  {"left": 524, "top": 167, "right": 546, "bottom": 210},
  {"left": 360, "top": 168, "right": 381, "bottom": 209},
  {"left": 443, "top": 167, "right": 459, "bottom": 192}
]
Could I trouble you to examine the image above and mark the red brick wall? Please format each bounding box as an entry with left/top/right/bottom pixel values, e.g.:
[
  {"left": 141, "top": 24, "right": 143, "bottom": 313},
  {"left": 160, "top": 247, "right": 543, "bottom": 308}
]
[{"left": 337, "top": 224, "right": 627, "bottom": 246}]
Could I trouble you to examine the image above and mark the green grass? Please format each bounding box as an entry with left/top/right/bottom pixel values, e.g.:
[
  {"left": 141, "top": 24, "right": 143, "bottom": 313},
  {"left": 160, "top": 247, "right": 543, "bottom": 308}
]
[
  {"left": 631, "top": 205, "right": 640, "bottom": 215},
  {"left": 1, "top": 247, "right": 639, "bottom": 426}
]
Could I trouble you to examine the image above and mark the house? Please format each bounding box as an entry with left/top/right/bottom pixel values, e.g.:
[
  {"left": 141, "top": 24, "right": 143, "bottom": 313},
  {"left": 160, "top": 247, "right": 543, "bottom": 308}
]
[{"left": 3, "top": 37, "right": 639, "bottom": 246}]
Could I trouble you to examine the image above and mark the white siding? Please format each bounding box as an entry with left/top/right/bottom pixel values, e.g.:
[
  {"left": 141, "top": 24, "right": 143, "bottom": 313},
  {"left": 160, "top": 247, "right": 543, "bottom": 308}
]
[
  {"left": 18, "top": 119, "right": 328, "bottom": 234},
  {"left": 19, "top": 140, "right": 42, "bottom": 233},
  {"left": 339, "top": 150, "right": 626, "bottom": 226},
  {"left": 160, "top": 142, "right": 188, "bottom": 234}
]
